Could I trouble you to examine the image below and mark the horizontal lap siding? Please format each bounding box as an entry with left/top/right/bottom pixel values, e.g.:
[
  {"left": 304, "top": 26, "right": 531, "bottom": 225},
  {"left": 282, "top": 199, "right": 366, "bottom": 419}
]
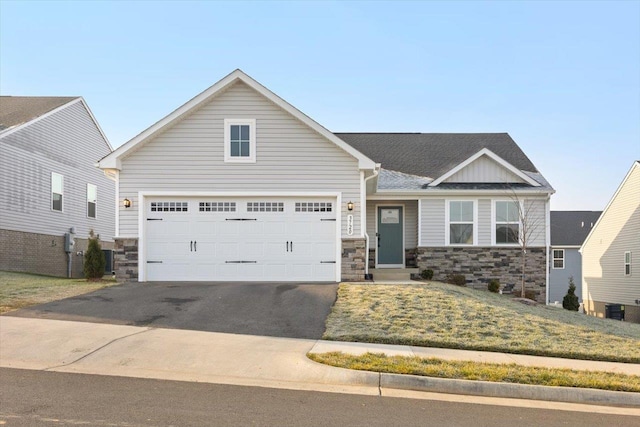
[
  {"left": 583, "top": 165, "right": 640, "bottom": 305},
  {"left": 366, "top": 200, "right": 418, "bottom": 249},
  {"left": 119, "top": 82, "right": 361, "bottom": 237},
  {"left": 420, "top": 199, "right": 445, "bottom": 245},
  {"left": 0, "top": 102, "right": 115, "bottom": 240}
]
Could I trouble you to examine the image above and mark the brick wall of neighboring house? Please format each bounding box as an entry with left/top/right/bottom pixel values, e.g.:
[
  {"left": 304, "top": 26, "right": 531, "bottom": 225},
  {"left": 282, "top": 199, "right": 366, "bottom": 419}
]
[
  {"left": 584, "top": 300, "right": 640, "bottom": 324},
  {"left": 341, "top": 238, "right": 366, "bottom": 282},
  {"left": 415, "top": 247, "right": 547, "bottom": 303},
  {"left": 0, "top": 229, "right": 114, "bottom": 278},
  {"left": 114, "top": 238, "right": 139, "bottom": 282}
]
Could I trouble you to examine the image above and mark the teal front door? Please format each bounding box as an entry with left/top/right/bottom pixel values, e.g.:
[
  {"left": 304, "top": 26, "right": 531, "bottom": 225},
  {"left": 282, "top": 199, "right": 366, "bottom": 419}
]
[{"left": 377, "top": 206, "right": 403, "bottom": 266}]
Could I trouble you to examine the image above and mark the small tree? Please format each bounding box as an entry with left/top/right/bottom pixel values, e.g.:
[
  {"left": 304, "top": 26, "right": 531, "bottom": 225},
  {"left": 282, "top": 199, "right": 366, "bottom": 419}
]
[
  {"left": 84, "top": 230, "right": 106, "bottom": 280},
  {"left": 562, "top": 276, "right": 580, "bottom": 311}
]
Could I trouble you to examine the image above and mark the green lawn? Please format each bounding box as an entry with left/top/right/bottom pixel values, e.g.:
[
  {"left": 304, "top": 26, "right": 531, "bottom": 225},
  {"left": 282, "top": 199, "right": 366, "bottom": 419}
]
[
  {"left": 0, "top": 271, "right": 118, "bottom": 314},
  {"left": 309, "top": 352, "right": 640, "bottom": 393},
  {"left": 323, "top": 282, "right": 640, "bottom": 363}
]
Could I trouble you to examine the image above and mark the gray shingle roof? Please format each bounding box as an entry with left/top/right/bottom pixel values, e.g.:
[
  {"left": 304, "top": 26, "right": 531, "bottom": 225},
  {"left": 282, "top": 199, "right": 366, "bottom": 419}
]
[
  {"left": 334, "top": 133, "right": 539, "bottom": 179},
  {"left": 550, "top": 211, "right": 602, "bottom": 246},
  {"left": 0, "top": 96, "right": 78, "bottom": 132}
]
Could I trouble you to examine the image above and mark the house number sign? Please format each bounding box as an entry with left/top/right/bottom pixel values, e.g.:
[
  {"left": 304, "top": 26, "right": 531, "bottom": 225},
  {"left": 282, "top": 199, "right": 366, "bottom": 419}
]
[{"left": 347, "top": 214, "right": 354, "bottom": 236}]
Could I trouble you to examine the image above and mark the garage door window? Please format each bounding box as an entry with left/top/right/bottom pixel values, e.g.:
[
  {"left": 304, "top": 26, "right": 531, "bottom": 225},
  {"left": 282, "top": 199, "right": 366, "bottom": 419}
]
[
  {"left": 247, "top": 202, "right": 284, "bottom": 212},
  {"left": 200, "top": 202, "right": 236, "bottom": 212},
  {"left": 151, "top": 202, "right": 189, "bottom": 212},
  {"left": 295, "top": 202, "right": 332, "bottom": 212}
]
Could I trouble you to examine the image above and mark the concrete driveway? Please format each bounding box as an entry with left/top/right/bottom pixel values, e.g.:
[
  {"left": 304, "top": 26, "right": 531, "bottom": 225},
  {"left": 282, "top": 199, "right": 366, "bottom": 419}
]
[{"left": 5, "top": 282, "right": 338, "bottom": 339}]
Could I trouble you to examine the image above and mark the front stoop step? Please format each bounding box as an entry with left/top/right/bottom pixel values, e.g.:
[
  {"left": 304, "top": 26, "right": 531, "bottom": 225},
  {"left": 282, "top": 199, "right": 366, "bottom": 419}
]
[{"left": 370, "top": 268, "right": 419, "bottom": 282}]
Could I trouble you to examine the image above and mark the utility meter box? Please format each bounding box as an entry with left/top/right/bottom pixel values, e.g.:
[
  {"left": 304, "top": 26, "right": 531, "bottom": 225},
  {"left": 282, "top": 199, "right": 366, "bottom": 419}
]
[{"left": 64, "top": 232, "right": 75, "bottom": 253}]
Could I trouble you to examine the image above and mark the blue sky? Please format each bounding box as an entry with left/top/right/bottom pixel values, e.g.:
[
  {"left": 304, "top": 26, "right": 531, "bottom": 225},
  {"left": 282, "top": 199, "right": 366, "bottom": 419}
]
[{"left": 1, "top": 1, "right": 638, "bottom": 210}]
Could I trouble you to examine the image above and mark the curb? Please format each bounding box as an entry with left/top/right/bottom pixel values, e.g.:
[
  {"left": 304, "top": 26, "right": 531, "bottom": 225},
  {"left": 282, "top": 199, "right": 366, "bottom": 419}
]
[{"left": 380, "top": 373, "right": 640, "bottom": 407}]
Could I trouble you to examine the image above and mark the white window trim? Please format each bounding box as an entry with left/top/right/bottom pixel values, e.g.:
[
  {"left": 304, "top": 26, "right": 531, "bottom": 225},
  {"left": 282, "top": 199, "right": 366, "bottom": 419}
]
[
  {"left": 552, "top": 248, "right": 565, "bottom": 269},
  {"left": 624, "top": 251, "right": 632, "bottom": 276},
  {"left": 491, "top": 199, "right": 522, "bottom": 246},
  {"left": 87, "top": 183, "right": 97, "bottom": 219},
  {"left": 445, "top": 199, "right": 477, "bottom": 246},
  {"left": 51, "top": 172, "right": 64, "bottom": 213},
  {"left": 224, "top": 118, "right": 256, "bottom": 163}
]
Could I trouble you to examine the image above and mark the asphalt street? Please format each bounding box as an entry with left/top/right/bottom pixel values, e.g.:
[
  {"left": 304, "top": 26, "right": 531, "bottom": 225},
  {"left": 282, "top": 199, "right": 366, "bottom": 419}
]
[
  {"left": 5, "top": 281, "right": 338, "bottom": 339},
  {"left": 1, "top": 368, "right": 637, "bottom": 427}
]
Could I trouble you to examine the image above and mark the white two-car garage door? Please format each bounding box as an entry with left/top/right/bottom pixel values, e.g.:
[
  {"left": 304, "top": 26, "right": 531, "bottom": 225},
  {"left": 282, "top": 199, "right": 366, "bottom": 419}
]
[{"left": 144, "top": 198, "right": 337, "bottom": 282}]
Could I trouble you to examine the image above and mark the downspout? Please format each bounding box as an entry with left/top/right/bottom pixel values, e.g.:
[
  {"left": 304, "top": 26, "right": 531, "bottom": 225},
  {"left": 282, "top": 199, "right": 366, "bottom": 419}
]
[
  {"left": 363, "top": 166, "right": 380, "bottom": 276},
  {"left": 545, "top": 194, "right": 551, "bottom": 305}
]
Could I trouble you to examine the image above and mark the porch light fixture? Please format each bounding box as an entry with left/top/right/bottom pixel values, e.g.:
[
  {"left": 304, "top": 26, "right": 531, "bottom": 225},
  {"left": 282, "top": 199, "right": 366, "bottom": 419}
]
[
  {"left": 347, "top": 201, "right": 354, "bottom": 211},
  {"left": 123, "top": 198, "right": 132, "bottom": 208}
]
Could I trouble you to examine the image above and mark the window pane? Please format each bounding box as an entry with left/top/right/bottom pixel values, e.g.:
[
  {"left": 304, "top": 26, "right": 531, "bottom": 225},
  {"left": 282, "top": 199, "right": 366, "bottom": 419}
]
[
  {"left": 230, "top": 125, "right": 239, "bottom": 141},
  {"left": 449, "top": 201, "right": 461, "bottom": 221},
  {"left": 553, "top": 250, "right": 564, "bottom": 259},
  {"left": 496, "top": 202, "right": 508, "bottom": 222},
  {"left": 53, "top": 194, "right": 62, "bottom": 211},
  {"left": 240, "top": 141, "right": 250, "bottom": 157},
  {"left": 554, "top": 259, "right": 564, "bottom": 268},
  {"left": 230, "top": 140, "right": 240, "bottom": 157},
  {"left": 240, "top": 125, "right": 250, "bottom": 141},
  {"left": 460, "top": 201, "right": 473, "bottom": 222},
  {"left": 496, "top": 224, "right": 519, "bottom": 244},
  {"left": 87, "top": 184, "right": 97, "bottom": 203},
  {"left": 506, "top": 201, "right": 519, "bottom": 221},
  {"left": 52, "top": 173, "right": 63, "bottom": 194},
  {"left": 88, "top": 202, "right": 96, "bottom": 218},
  {"left": 450, "top": 224, "right": 473, "bottom": 244}
]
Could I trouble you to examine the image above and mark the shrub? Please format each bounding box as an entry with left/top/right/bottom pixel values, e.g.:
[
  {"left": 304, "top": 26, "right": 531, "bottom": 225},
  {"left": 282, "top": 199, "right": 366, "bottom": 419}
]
[
  {"left": 420, "top": 269, "right": 434, "bottom": 280},
  {"left": 447, "top": 274, "right": 466, "bottom": 287},
  {"left": 524, "top": 289, "right": 537, "bottom": 301},
  {"left": 84, "top": 230, "right": 106, "bottom": 280},
  {"left": 488, "top": 279, "right": 500, "bottom": 293},
  {"left": 563, "top": 276, "right": 580, "bottom": 311}
]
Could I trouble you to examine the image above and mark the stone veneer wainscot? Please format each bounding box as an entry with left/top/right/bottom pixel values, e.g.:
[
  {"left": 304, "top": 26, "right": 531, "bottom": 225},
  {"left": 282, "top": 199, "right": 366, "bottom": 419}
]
[{"left": 341, "top": 238, "right": 366, "bottom": 282}]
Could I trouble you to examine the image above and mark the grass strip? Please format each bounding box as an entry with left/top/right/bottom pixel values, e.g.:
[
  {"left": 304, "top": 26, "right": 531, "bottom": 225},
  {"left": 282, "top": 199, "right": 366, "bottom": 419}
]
[
  {"left": 324, "top": 283, "right": 640, "bottom": 363},
  {"left": 308, "top": 352, "right": 640, "bottom": 393},
  {"left": 0, "top": 271, "right": 118, "bottom": 314}
]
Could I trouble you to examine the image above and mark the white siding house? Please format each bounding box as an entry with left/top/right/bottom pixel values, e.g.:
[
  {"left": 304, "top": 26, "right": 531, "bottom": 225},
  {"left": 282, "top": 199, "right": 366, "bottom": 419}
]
[
  {"left": 582, "top": 161, "right": 640, "bottom": 323},
  {"left": 0, "top": 97, "right": 114, "bottom": 277},
  {"left": 100, "top": 70, "right": 553, "bottom": 301}
]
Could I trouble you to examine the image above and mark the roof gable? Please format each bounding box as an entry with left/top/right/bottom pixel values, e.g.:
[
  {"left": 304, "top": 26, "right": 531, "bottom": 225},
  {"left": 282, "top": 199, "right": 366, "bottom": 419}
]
[
  {"left": 429, "top": 148, "right": 541, "bottom": 187},
  {"left": 0, "top": 96, "right": 78, "bottom": 134},
  {"left": 99, "top": 69, "right": 375, "bottom": 170}
]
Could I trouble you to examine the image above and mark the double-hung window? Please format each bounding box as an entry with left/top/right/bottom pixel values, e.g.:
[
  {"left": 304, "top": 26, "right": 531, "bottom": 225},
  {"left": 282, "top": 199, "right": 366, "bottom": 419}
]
[
  {"left": 552, "top": 249, "right": 564, "bottom": 269},
  {"left": 625, "top": 251, "right": 632, "bottom": 276},
  {"left": 87, "top": 184, "right": 97, "bottom": 218},
  {"left": 495, "top": 201, "right": 520, "bottom": 244},
  {"left": 224, "top": 119, "right": 256, "bottom": 163},
  {"left": 447, "top": 200, "right": 474, "bottom": 245},
  {"left": 51, "top": 172, "right": 63, "bottom": 212}
]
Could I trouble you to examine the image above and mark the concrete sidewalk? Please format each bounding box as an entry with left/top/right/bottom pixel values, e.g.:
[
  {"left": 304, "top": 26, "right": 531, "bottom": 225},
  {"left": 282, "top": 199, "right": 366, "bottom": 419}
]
[{"left": 1, "top": 316, "right": 639, "bottom": 410}]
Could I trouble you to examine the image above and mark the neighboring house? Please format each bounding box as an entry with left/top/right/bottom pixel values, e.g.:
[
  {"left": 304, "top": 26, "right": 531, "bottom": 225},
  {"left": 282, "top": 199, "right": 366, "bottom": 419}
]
[
  {"left": 0, "top": 96, "right": 115, "bottom": 278},
  {"left": 98, "top": 70, "right": 554, "bottom": 302},
  {"left": 582, "top": 161, "right": 640, "bottom": 323},
  {"left": 548, "top": 211, "right": 601, "bottom": 304}
]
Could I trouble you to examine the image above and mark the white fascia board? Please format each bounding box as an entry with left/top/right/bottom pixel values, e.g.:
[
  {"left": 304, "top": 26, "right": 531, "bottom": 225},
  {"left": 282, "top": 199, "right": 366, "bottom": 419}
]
[
  {"left": 580, "top": 161, "right": 640, "bottom": 251},
  {"left": 0, "top": 97, "right": 81, "bottom": 140},
  {"left": 428, "top": 148, "right": 541, "bottom": 187},
  {"left": 98, "top": 69, "right": 376, "bottom": 171}
]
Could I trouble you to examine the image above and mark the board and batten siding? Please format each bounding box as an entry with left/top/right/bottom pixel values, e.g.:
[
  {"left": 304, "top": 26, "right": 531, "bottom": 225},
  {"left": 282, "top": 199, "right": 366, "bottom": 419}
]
[
  {"left": 582, "top": 163, "right": 640, "bottom": 306},
  {"left": 419, "top": 196, "right": 547, "bottom": 247},
  {"left": 366, "top": 200, "right": 418, "bottom": 248},
  {"left": 443, "top": 155, "right": 526, "bottom": 184},
  {"left": 118, "top": 81, "right": 362, "bottom": 237},
  {"left": 0, "top": 101, "right": 115, "bottom": 240}
]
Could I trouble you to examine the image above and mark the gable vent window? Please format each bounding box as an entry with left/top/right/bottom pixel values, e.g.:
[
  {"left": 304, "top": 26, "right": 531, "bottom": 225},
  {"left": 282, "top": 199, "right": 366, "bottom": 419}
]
[
  {"left": 295, "top": 202, "right": 333, "bottom": 212},
  {"left": 224, "top": 119, "right": 256, "bottom": 163},
  {"left": 247, "top": 202, "right": 284, "bottom": 212},
  {"left": 151, "top": 202, "right": 189, "bottom": 212},
  {"left": 200, "top": 202, "right": 236, "bottom": 212}
]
